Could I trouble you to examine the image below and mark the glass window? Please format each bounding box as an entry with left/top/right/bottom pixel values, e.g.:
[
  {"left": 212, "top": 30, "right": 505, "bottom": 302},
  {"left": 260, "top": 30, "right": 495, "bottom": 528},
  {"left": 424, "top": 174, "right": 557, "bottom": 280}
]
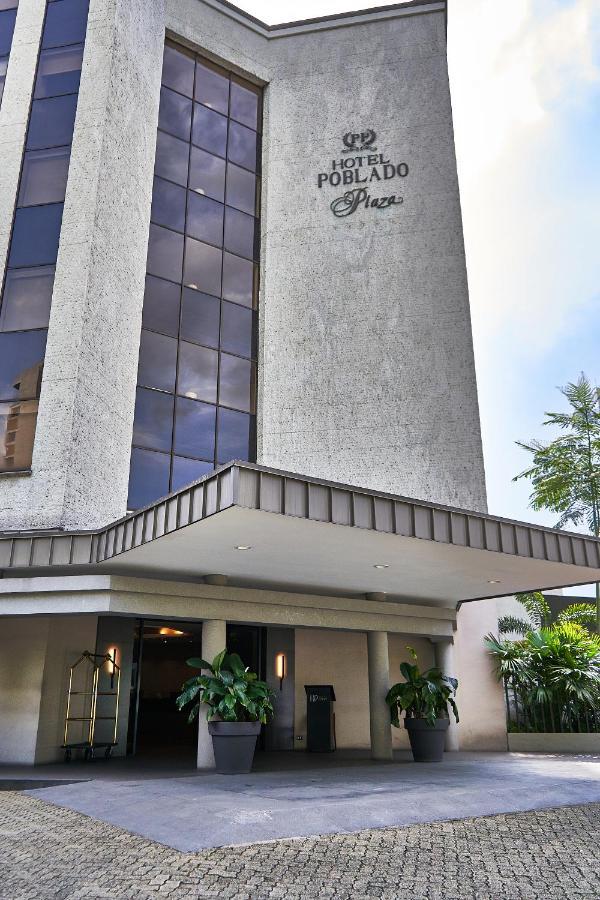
[
  {"left": 186, "top": 191, "right": 223, "bottom": 246},
  {"left": 150, "top": 176, "right": 186, "bottom": 232},
  {"left": 154, "top": 129, "right": 189, "bottom": 187},
  {"left": 221, "top": 251, "right": 255, "bottom": 307},
  {"left": 183, "top": 237, "right": 221, "bottom": 296},
  {"left": 42, "top": 0, "right": 89, "bottom": 50},
  {"left": 0, "top": 7, "right": 16, "bottom": 56},
  {"left": 162, "top": 44, "right": 194, "bottom": 98},
  {"left": 137, "top": 329, "right": 177, "bottom": 393},
  {"left": 189, "top": 146, "right": 225, "bottom": 202},
  {"left": 224, "top": 206, "right": 256, "bottom": 260},
  {"left": 225, "top": 163, "right": 257, "bottom": 215},
  {"left": 217, "top": 407, "right": 250, "bottom": 464},
  {"left": 18, "top": 147, "right": 70, "bottom": 207},
  {"left": 192, "top": 103, "right": 227, "bottom": 158},
  {"left": 180, "top": 288, "right": 220, "bottom": 348},
  {"left": 128, "top": 447, "right": 170, "bottom": 509},
  {"left": 0, "top": 400, "right": 38, "bottom": 473},
  {"left": 0, "top": 57, "right": 8, "bottom": 105},
  {"left": 27, "top": 93, "right": 77, "bottom": 150},
  {"left": 221, "top": 301, "right": 253, "bottom": 358},
  {"left": 171, "top": 455, "right": 213, "bottom": 491},
  {"left": 0, "top": 266, "right": 54, "bottom": 332},
  {"left": 142, "top": 274, "right": 180, "bottom": 338},
  {"left": 227, "top": 121, "right": 257, "bottom": 171},
  {"left": 132, "top": 387, "right": 173, "bottom": 452},
  {"left": 158, "top": 86, "right": 192, "bottom": 142},
  {"left": 146, "top": 223, "right": 183, "bottom": 283},
  {"left": 0, "top": 330, "right": 46, "bottom": 400},
  {"left": 0, "top": 0, "right": 19, "bottom": 10},
  {"left": 9, "top": 203, "right": 63, "bottom": 268},
  {"left": 177, "top": 340, "right": 218, "bottom": 403},
  {"left": 218, "top": 353, "right": 254, "bottom": 413},
  {"left": 34, "top": 44, "right": 83, "bottom": 98},
  {"left": 173, "top": 396, "right": 215, "bottom": 460},
  {"left": 230, "top": 79, "right": 259, "bottom": 131},
  {"left": 195, "top": 59, "right": 228, "bottom": 115}
]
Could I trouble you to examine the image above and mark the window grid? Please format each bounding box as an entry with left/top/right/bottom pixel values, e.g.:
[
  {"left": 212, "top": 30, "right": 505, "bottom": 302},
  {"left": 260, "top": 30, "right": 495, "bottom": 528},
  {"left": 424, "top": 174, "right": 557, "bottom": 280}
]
[{"left": 0, "top": 0, "right": 18, "bottom": 107}]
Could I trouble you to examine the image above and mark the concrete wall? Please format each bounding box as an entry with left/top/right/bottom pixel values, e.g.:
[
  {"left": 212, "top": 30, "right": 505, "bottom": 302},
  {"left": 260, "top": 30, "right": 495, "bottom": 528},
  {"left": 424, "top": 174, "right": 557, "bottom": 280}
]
[
  {"left": 508, "top": 733, "right": 600, "bottom": 754},
  {"left": 265, "top": 627, "right": 295, "bottom": 751}
]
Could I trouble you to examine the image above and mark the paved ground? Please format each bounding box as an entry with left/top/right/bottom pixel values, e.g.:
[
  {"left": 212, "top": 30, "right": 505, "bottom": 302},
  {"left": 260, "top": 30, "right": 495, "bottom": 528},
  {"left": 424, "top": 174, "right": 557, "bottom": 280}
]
[
  {"left": 1, "top": 790, "right": 600, "bottom": 899},
  {"left": 12, "top": 752, "right": 600, "bottom": 850}
]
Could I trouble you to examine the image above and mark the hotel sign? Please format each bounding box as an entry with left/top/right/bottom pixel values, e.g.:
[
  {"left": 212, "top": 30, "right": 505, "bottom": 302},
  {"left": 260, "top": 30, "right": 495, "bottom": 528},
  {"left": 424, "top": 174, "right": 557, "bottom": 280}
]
[{"left": 317, "top": 130, "right": 409, "bottom": 218}]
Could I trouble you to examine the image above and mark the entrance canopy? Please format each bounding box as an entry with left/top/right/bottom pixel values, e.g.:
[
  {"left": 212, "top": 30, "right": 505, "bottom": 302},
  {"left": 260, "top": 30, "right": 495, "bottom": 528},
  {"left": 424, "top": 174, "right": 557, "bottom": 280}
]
[{"left": 1, "top": 462, "right": 599, "bottom": 606}]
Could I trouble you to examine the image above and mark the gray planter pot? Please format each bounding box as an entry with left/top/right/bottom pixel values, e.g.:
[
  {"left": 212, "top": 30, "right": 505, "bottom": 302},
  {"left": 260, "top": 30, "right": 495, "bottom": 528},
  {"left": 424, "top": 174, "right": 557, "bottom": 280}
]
[
  {"left": 404, "top": 717, "right": 449, "bottom": 762},
  {"left": 208, "top": 721, "right": 261, "bottom": 774}
]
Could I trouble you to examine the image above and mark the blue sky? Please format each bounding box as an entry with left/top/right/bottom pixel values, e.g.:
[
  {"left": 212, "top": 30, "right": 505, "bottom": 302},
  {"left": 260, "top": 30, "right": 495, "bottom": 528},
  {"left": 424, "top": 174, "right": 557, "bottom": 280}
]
[{"left": 237, "top": 1, "right": 600, "bottom": 553}]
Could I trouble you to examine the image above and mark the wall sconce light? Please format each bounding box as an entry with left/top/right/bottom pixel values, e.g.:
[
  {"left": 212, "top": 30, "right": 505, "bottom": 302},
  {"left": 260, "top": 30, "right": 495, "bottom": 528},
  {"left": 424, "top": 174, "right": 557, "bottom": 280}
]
[
  {"left": 107, "top": 648, "right": 118, "bottom": 689},
  {"left": 275, "top": 652, "right": 286, "bottom": 691}
]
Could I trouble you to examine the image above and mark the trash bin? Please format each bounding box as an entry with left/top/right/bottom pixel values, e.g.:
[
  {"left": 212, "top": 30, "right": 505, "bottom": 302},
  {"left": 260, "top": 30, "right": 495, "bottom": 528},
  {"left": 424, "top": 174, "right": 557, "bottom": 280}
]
[{"left": 304, "top": 684, "right": 336, "bottom": 752}]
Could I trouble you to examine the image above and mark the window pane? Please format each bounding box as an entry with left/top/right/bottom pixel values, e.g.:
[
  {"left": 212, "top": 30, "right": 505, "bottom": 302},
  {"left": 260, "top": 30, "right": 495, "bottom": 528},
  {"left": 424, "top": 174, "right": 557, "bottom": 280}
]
[
  {"left": 0, "top": 266, "right": 54, "bottom": 332},
  {"left": 221, "top": 301, "right": 253, "bottom": 358},
  {"left": 151, "top": 176, "right": 186, "bottom": 232},
  {"left": 171, "top": 455, "right": 213, "bottom": 491},
  {"left": 132, "top": 387, "right": 173, "bottom": 452},
  {"left": 162, "top": 44, "right": 194, "bottom": 98},
  {"left": 0, "top": 400, "right": 38, "bottom": 473},
  {"left": 221, "top": 251, "right": 255, "bottom": 307},
  {"left": 186, "top": 192, "right": 223, "bottom": 245},
  {"left": 183, "top": 237, "right": 221, "bottom": 296},
  {"left": 0, "top": 7, "right": 16, "bottom": 56},
  {"left": 217, "top": 407, "right": 250, "bottom": 464},
  {"left": 154, "top": 130, "right": 189, "bottom": 187},
  {"left": 230, "top": 80, "right": 259, "bottom": 130},
  {"left": 225, "top": 163, "right": 256, "bottom": 215},
  {"left": 177, "top": 341, "right": 218, "bottom": 403},
  {"left": 128, "top": 447, "right": 170, "bottom": 509},
  {"left": 18, "top": 147, "right": 70, "bottom": 207},
  {"left": 137, "top": 329, "right": 177, "bottom": 392},
  {"left": 158, "top": 86, "right": 192, "bottom": 141},
  {"left": 228, "top": 121, "right": 257, "bottom": 171},
  {"left": 180, "top": 288, "right": 220, "bottom": 348},
  {"left": 34, "top": 45, "right": 83, "bottom": 98},
  {"left": 174, "top": 396, "right": 215, "bottom": 460},
  {"left": 0, "top": 330, "right": 46, "bottom": 400},
  {"left": 27, "top": 94, "right": 77, "bottom": 150},
  {"left": 9, "top": 203, "right": 63, "bottom": 268},
  {"left": 142, "top": 274, "right": 180, "bottom": 338},
  {"left": 219, "top": 352, "right": 254, "bottom": 412},
  {"left": 189, "top": 146, "right": 225, "bottom": 202},
  {"left": 42, "top": 0, "right": 89, "bottom": 50},
  {"left": 195, "top": 59, "right": 229, "bottom": 115},
  {"left": 192, "top": 103, "right": 227, "bottom": 157},
  {"left": 0, "top": 0, "right": 18, "bottom": 10},
  {"left": 146, "top": 223, "right": 183, "bottom": 283},
  {"left": 0, "top": 57, "right": 8, "bottom": 105},
  {"left": 224, "top": 206, "right": 256, "bottom": 260}
]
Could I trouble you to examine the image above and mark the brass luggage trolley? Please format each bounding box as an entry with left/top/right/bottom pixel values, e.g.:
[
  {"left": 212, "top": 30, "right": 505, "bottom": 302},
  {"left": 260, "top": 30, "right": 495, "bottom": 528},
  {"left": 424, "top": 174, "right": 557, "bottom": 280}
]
[{"left": 62, "top": 650, "right": 121, "bottom": 761}]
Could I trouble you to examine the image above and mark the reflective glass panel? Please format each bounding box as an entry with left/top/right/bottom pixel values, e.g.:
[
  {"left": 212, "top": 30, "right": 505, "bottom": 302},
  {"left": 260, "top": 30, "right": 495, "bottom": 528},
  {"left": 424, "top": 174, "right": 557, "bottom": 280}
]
[
  {"left": 128, "top": 447, "right": 170, "bottom": 509},
  {"left": 34, "top": 44, "right": 83, "bottom": 98},
  {"left": 42, "top": 0, "right": 89, "bottom": 50},
  {"left": 146, "top": 223, "right": 183, "bottom": 283},
  {"left": 142, "top": 274, "right": 180, "bottom": 338},
  {"left": 0, "top": 266, "right": 54, "bottom": 332},
  {"left": 158, "top": 86, "right": 192, "bottom": 142},
  {"left": 173, "top": 396, "right": 215, "bottom": 460},
  {"left": 180, "top": 288, "right": 220, "bottom": 348},
  {"left": 154, "top": 129, "right": 189, "bottom": 187},
  {"left": 230, "top": 80, "right": 259, "bottom": 131},
  {"left": 195, "top": 60, "right": 228, "bottom": 115},
  {"left": 177, "top": 341, "right": 218, "bottom": 403},
  {"left": 227, "top": 121, "right": 257, "bottom": 171},
  {"left": 27, "top": 93, "right": 77, "bottom": 150},
  {"left": 225, "top": 163, "right": 256, "bottom": 215},
  {"left": 171, "top": 455, "right": 213, "bottom": 491},
  {"left": 162, "top": 44, "right": 194, "bottom": 98},
  {"left": 9, "top": 203, "right": 63, "bottom": 268},
  {"left": 0, "top": 0, "right": 19, "bottom": 10},
  {"left": 186, "top": 191, "right": 223, "bottom": 245},
  {"left": 0, "top": 330, "right": 46, "bottom": 400},
  {"left": 189, "top": 146, "right": 225, "bottom": 202},
  {"left": 0, "top": 400, "right": 38, "bottom": 473},
  {"left": 217, "top": 407, "right": 250, "bottom": 464},
  {"left": 137, "top": 329, "right": 177, "bottom": 393},
  {"left": 0, "top": 7, "right": 16, "bottom": 56},
  {"left": 132, "top": 387, "right": 173, "bottom": 452},
  {"left": 220, "top": 300, "right": 252, "bottom": 358},
  {"left": 192, "top": 103, "right": 227, "bottom": 157},
  {"left": 18, "top": 147, "right": 70, "bottom": 206},
  {"left": 224, "top": 206, "right": 256, "bottom": 260},
  {"left": 221, "top": 251, "right": 254, "bottom": 307},
  {"left": 183, "top": 237, "right": 221, "bottom": 296},
  {"left": 0, "top": 57, "right": 8, "bottom": 105},
  {"left": 218, "top": 352, "right": 254, "bottom": 413},
  {"left": 151, "top": 176, "right": 186, "bottom": 232}
]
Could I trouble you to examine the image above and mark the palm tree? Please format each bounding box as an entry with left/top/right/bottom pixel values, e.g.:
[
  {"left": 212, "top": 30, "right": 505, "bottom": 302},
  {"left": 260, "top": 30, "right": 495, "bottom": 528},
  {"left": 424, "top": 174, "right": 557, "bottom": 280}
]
[{"left": 514, "top": 373, "right": 600, "bottom": 631}]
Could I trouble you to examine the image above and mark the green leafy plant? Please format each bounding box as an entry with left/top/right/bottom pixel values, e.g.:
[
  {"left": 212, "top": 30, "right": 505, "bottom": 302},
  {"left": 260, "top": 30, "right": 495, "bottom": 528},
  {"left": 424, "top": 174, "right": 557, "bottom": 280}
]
[
  {"left": 498, "top": 591, "right": 551, "bottom": 637},
  {"left": 176, "top": 650, "right": 274, "bottom": 724},
  {"left": 385, "top": 647, "right": 459, "bottom": 727}
]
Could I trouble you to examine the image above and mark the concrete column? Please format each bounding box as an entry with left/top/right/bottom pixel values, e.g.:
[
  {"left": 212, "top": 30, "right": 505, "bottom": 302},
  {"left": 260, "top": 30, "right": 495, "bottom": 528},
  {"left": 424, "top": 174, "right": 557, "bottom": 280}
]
[
  {"left": 197, "top": 619, "right": 226, "bottom": 769},
  {"left": 432, "top": 638, "right": 459, "bottom": 751},
  {"left": 367, "top": 631, "right": 393, "bottom": 761}
]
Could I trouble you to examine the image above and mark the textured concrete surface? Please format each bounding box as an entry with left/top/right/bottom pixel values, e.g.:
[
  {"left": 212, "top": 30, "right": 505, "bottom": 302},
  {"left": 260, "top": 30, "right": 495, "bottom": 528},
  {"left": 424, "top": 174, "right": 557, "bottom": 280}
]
[
  {"left": 15, "top": 752, "right": 600, "bottom": 851},
  {"left": 2, "top": 791, "right": 600, "bottom": 898}
]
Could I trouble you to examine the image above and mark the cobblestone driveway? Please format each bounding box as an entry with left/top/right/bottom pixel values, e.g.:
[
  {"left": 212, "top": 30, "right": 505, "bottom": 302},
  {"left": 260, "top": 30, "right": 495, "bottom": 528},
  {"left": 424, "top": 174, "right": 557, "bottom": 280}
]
[{"left": 1, "top": 792, "right": 600, "bottom": 899}]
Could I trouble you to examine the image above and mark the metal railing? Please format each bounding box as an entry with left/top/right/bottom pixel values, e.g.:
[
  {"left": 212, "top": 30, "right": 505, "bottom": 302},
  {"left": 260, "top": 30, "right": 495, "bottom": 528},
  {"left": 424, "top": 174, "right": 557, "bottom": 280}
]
[{"left": 504, "top": 679, "right": 600, "bottom": 733}]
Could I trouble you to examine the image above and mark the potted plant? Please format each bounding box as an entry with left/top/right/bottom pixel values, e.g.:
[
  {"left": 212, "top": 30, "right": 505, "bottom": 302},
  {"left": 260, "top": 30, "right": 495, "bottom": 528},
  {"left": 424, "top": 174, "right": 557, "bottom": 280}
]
[
  {"left": 176, "top": 649, "right": 274, "bottom": 774},
  {"left": 385, "top": 647, "right": 459, "bottom": 762}
]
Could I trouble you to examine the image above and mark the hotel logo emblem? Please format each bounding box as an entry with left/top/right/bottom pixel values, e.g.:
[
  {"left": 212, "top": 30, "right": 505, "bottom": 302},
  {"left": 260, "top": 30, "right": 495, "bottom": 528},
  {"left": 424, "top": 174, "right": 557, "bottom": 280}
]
[{"left": 342, "top": 129, "right": 377, "bottom": 152}]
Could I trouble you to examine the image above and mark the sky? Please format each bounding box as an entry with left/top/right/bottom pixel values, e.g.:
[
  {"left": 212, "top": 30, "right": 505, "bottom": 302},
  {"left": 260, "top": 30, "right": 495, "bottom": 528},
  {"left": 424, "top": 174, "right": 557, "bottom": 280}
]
[{"left": 235, "top": 0, "right": 600, "bottom": 585}]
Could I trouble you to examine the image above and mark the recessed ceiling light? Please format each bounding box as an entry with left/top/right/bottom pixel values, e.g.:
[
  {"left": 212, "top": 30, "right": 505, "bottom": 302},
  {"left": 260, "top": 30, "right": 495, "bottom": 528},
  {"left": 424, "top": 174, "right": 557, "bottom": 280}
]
[
  {"left": 373, "top": 564, "right": 390, "bottom": 569},
  {"left": 488, "top": 579, "right": 501, "bottom": 584},
  {"left": 234, "top": 545, "right": 252, "bottom": 551}
]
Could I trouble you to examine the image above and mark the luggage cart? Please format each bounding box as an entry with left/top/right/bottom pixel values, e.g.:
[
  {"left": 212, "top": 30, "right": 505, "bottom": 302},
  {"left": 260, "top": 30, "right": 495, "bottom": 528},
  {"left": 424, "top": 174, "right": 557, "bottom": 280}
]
[{"left": 62, "top": 650, "right": 121, "bottom": 762}]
